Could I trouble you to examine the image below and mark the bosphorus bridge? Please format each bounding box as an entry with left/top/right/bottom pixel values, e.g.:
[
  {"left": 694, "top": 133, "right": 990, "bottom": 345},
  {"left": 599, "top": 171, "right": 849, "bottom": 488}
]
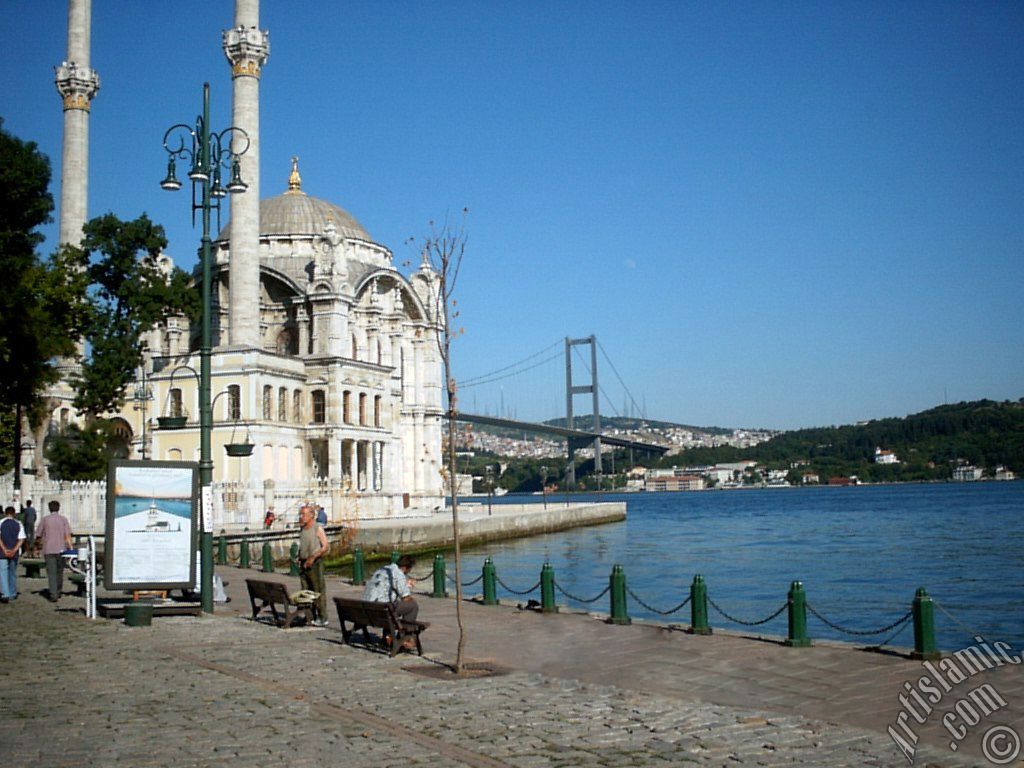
[{"left": 453, "top": 336, "right": 668, "bottom": 484}]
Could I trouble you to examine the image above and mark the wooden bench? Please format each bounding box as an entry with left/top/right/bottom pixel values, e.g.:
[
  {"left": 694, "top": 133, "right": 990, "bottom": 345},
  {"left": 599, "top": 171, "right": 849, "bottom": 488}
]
[
  {"left": 21, "top": 558, "right": 44, "bottom": 579},
  {"left": 333, "top": 596, "right": 429, "bottom": 657},
  {"left": 245, "top": 578, "right": 316, "bottom": 628}
]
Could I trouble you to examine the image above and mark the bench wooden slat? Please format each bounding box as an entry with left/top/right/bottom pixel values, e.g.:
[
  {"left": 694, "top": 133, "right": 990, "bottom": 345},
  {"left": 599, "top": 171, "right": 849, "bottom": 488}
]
[
  {"left": 245, "top": 578, "right": 314, "bottom": 628},
  {"left": 333, "top": 596, "right": 429, "bottom": 657}
]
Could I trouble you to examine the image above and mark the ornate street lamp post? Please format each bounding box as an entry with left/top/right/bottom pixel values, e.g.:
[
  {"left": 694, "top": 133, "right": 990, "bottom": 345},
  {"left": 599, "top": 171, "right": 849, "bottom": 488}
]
[
  {"left": 131, "top": 368, "right": 153, "bottom": 460},
  {"left": 485, "top": 464, "right": 494, "bottom": 517},
  {"left": 540, "top": 465, "right": 548, "bottom": 510},
  {"left": 160, "top": 82, "right": 249, "bottom": 613}
]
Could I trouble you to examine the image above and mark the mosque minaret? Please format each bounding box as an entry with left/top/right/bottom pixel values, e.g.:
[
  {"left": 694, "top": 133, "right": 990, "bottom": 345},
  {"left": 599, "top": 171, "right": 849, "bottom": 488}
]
[
  {"left": 40, "top": 0, "right": 445, "bottom": 521},
  {"left": 54, "top": 0, "right": 99, "bottom": 248},
  {"left": 222, "top": 0, "right": 269, "bottom": 348}
]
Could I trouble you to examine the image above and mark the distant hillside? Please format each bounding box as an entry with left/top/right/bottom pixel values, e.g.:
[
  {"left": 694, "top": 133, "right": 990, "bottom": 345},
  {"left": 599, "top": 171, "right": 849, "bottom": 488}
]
[
  {"left": 664, "top": 399, "right": 1024, "bottom": 480},
  {"left": 545, "top": 415, "right": 733, "bottom": 436}
]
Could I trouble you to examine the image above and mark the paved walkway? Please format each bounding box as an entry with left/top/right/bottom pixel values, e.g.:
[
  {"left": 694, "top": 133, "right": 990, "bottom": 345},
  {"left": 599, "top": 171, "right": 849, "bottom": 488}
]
[{"left": 1, "top": 565, "right": 1021, "bottom": 767}]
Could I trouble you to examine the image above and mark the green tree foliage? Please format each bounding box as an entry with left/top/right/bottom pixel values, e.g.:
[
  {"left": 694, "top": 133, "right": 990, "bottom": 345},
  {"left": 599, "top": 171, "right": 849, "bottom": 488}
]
[
  {"left": 0, "top": 119, "right": 90, "bottom": 421},
  {"left": 72, "top": 213, "right": 199, "bottom": 417},
  {"left": 45, "top": 421, "right": 116, "bottom": 481},
  {"left": 662, "top": 400, "right": 1024, "bottom": 480}
]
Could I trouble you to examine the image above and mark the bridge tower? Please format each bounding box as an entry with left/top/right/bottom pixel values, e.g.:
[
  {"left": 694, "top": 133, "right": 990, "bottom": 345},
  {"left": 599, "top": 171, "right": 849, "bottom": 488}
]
[{"left": 565, "top": 335, "right": 601, "bottom": 488}]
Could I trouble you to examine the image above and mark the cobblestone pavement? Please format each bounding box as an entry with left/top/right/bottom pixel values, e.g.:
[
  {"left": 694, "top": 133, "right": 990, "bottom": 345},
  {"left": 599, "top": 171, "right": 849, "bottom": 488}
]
[{"left": 0, "top": 574, "right": 1012, "bottom": 767}]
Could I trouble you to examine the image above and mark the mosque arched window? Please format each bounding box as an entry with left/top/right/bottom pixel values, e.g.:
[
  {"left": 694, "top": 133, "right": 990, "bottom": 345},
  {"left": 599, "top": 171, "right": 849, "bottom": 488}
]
[
  {"left": 359, "top": 393, "right": 367, "bottom": 425},
  {"left": 293, "top": 390, "right": 302, "bottom": 424},
  {"left": 311, "top": 390, "right": 326, "bottom": 424},
  {"left": 169, "top": 388, "right": 183, "bottom": 418},
  {"left": 278, "top": 387, "right": 287, "bottom": 422},
  {"left": 374, "top": 395, "right": 382, "bottom": 428},
  {"left": 227, "top": 385, "right": 241, "bottom": 420},
  {"left": 343, "top": 390, "right": 352, "bottom": 424},
  {"left": 262, "top": 385, "right": 272, "bottom": 420},
  {"left": 276, "top": 327, "right": 298, "bottom": 356}
]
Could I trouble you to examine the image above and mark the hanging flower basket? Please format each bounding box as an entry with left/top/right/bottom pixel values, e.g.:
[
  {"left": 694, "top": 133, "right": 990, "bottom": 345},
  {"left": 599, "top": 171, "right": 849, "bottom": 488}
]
[
  {"left": 157, "top": 416, "right": 188, "bottom": 429},
  {"left": 225, "top": 443, "right": 254, "bottom": 457}
]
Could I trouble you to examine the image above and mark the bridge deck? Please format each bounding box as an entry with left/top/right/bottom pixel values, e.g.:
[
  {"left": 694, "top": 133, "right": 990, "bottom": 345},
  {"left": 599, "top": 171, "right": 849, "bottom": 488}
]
[{"left": 457, "top": 412, "right": 668, "bottom": 454}]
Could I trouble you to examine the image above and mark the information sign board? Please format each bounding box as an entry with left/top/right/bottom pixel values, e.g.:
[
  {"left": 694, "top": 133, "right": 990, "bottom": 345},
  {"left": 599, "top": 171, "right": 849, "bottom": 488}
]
[{"left": 104, "top": 460, "right": 199, "bottom": 591}]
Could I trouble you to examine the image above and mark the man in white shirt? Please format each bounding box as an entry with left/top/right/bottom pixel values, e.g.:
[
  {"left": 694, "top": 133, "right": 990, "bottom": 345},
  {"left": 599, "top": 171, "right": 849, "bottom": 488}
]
[{"left": 363, "top": 554, "right": 419, "bottom": 623}]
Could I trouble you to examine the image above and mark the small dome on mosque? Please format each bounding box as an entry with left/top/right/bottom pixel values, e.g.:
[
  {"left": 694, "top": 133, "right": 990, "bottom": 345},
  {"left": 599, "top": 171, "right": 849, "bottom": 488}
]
[{"left": 216, "top": 157, "right": 372, "bottom": 242}]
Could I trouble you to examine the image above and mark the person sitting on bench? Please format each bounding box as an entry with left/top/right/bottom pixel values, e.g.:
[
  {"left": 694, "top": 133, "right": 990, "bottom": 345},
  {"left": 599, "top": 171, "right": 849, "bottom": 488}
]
[{"left": 363, "top": 555, "right": 419, "bottom": 646}]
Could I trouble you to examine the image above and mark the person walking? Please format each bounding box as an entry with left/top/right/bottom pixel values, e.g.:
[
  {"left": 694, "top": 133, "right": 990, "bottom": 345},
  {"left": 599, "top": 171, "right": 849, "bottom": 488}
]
[
  {"left": 297, "top": 504, "right": 329, "bottom": 626},
  {"left": 0, "top": 506, "right": 26, "bottom": 602},
  {"left": 35, "top": 500, "right": 72, "bottom": 602},
  {"left": 22, "top": 499, "right": 37, "bottom": 556}
]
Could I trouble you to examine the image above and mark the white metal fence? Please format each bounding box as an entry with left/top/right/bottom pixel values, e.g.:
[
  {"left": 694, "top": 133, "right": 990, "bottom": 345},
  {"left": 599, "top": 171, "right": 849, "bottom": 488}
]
[{"left": 1, "top": 475, "right": 436, "bottom": 534}]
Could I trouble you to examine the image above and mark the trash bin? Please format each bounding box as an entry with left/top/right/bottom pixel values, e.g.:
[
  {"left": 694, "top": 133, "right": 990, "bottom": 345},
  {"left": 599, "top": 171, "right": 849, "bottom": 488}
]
[{"left": 124, "top": 603, "right": 154, "bottom": 627}]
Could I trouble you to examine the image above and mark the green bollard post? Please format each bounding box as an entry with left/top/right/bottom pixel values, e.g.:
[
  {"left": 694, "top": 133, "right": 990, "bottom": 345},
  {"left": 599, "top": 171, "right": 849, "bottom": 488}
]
[
  {"left": 688, "top": 574, "right": 712, "bottom": 635},
  {"left": 541, "top": 562, "right": 557, "bottom": 613},
  {"left": 217, "top": 535, "right": 227, "bottom": 565},
  {"left": 432, "top": 554, "right": 447, "bottom": 598},
  {"left": 785, "top": 580, "right": 812, "bottom": 647},
  {"left": 239, "top": 538, "right": 250, "bottom": 569},
  {"left": 482, "top": 558, "right": 499, "bottom": 605},
  {"left": 609, "top": 564, "right": 631, "bottom": 625},
  {"left": 289, "top": 542, "right": 300, "bottom": 576},
  {"left": 262, "top": 542, "right": 274, "bottom": 573},
  {"left": 911, "top": 587, "right": 941, "bottom": 660},
  {"left": 391, "top": 550, "right": 400, "bottom": 564},
  {"left": 352, "top": 548, "right": 365, "bottom": 585}
]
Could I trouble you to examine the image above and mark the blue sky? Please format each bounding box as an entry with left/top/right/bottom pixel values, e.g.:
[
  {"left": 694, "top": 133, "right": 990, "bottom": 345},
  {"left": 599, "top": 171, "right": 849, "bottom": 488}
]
[{"left": 2, "top": 1, "right": 1022, "bottom": 430}]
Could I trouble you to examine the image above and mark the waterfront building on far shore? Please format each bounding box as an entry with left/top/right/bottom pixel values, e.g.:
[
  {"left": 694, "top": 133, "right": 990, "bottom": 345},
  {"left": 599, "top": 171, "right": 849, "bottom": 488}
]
[{"left": 952, "top": 465, "right": 983, "bottom": 482}]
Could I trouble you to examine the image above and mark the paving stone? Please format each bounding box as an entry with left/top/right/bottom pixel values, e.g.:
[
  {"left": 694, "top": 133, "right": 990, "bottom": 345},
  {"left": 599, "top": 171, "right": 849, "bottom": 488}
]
[{"left": 0, "top": 580, "right": 1009, "bottom": 767}]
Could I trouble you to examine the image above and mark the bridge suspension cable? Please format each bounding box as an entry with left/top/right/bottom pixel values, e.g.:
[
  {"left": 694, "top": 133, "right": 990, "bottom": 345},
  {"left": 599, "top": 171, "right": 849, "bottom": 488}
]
[
  {"left": 596, "top": 339, "right": 644, "bottom": 419},
  {"left": 459, "top": 339, "right": 563, "bottom": 388},
  {"left": 460, "top": 350, "right": 562, "bottom": 390}
]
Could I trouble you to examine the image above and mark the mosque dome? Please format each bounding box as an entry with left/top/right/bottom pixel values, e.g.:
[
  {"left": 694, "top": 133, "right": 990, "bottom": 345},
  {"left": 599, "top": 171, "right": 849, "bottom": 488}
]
[{"left": 216, "top": 157, "right": 372, "bottom": 242}]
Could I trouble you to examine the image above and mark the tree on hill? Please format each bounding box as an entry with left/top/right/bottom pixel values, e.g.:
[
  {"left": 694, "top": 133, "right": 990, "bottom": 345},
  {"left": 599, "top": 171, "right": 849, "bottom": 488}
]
[{"left": 660, "top": 399, "right": 1024, "bottom": 480}]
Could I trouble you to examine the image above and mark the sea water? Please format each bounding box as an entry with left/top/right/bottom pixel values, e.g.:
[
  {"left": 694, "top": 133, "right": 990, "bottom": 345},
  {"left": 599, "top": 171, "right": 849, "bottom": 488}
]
[{"left": 457, "top": 482, "right": 1023, "bottom": 652}]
